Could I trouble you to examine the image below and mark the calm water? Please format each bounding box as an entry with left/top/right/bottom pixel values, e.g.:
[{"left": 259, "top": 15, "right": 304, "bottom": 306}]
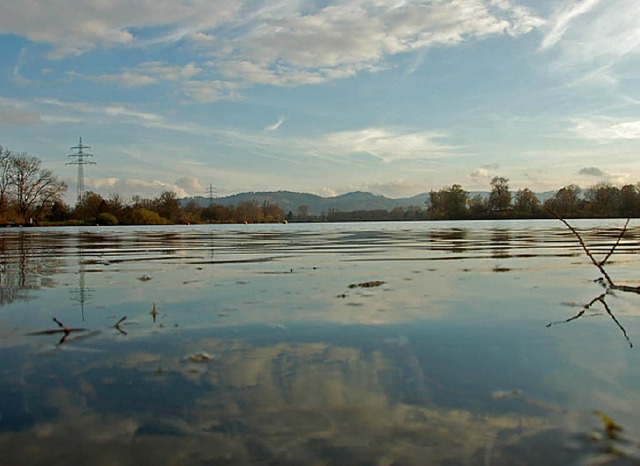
[{"left": 1, "top": 219, "right": 640, "bottom": 465}]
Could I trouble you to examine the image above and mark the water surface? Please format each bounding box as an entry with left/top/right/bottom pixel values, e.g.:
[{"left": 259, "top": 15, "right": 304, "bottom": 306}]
[{"left": 1, "top": 220, "right": 640, "bottom": 465}]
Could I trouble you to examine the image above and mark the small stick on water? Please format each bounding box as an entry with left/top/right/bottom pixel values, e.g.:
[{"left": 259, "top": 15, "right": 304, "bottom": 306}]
[
  {"left": 114, "top": 316, "right": 127, "bottom": 335},
  {"left": 27, "top": 318, "right": 88, "bottom": 345},
  {"left": 53, "top": 317, "right": 70, "bottom": 333}
]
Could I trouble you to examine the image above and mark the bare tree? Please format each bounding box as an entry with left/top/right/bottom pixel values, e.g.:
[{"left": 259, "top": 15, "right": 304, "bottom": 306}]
[
  {"left": 9, "top": 153, "right": 67, "bottom": 221},
  {"left": 0, "top": 146, "right": 13, "bottom": 213}
]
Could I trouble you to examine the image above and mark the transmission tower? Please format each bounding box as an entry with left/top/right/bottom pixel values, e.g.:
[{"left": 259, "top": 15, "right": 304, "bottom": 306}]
[
  {"left": 66, "top": 137, "right": 96, "bottom": 203},
  {"left": 207, "top": 183, "right": 217, "bottom": 205}
]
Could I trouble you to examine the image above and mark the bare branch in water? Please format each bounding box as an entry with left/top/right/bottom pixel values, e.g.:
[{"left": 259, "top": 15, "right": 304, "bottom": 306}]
[
  {"left": 599, "top": 295, "right": 633, "bottom": 348},
  {"left": 600, "top": 218, "right": 630, "bottom": 267},
  {"left": 546, "top": 293, "right": 603, "bottom": 328},
  {"left": 547, "top": 291, "right": 633, "bottom": 347},
  {"left": 548, "top": 213, "right": 635, "bottom": 347},
  {"left": 547, "top": 210, "right": 615, "bottom": 287}
]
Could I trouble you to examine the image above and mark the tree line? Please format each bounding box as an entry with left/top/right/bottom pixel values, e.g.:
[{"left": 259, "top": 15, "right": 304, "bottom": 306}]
[
  {"left": 0, "top": 146, "right": 286, "bottom": 225},
  {"left": 2, "top": 146, "right": 640, "bottom": 225},
  {"left": 41, "top": 189, "right": 286, "bottom": 226},
  {"left": 427, "top": 176, "right": 640, "bottom": 220}
]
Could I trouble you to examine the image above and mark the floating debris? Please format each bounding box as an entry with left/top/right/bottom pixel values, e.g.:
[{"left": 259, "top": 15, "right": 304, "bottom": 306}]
[
  {"left": 349, "top": 280, "right": 385, "bottom": 289},
  {"left": 594, "top": 410, "right": 624, "bottom": 440},
  {"left": 28, "top": 318, "right": 88, "bottom": 345},
  {"left": 491, "top": 389, "right": 522, "bottom": 400},
  {"left": 185, "top": 352, "right": 214, "bottom": 363},
  {"left": 138, "top": 274, "right": 152, "bottom": 281},
  {"left": 114, "top": 316, "right": 127, "bottom": 335},
  {"left": 150, "top": 302, "right": 158, "bottom": 322}
]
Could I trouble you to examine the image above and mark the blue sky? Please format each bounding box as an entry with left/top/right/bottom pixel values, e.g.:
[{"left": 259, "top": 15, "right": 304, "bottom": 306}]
[{"left": 2, "top": 0, "right": 640, "bottom": 202}]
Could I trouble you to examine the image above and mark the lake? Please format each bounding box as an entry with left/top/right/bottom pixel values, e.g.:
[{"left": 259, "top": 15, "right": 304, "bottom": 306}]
[{"left": 1, "top": 219, "right": 639, "bottom": 465}]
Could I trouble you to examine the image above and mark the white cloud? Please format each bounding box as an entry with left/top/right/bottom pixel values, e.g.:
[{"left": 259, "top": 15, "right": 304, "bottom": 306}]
[
  {"left": 104, "top": 106, "right": 164, "bottom": 123},
  {"left": 83, "top": 71, "right": 157, "bottom": 88},
  {"left": 541, "top": 0, "right": 601, "bottom": 50},
  {"left": 1, "top": 1, "right": 544, "bottom": 91},
  {"left": 572, "top": 117, "right": 640, "bottom": 140},
  {"left": 541, "top": 0, "right": 640, "bottom": 80},
  {"left": 0, "top": 0, "right": 240, "bottom": 58},
  {"left": 469, "top": 163, "right": 500, "bottom": 180},
  {"left": 319, "top": 128, "right": 454, "bottom": 162},
  {"left": 359, "top": 180, "right": 429, "bottom": 198},
  {"left": 264, "top": 116, "right": 285, "bottom": 132},
  {"left": 87, "top": 177, "right": 193, "bottom": 199},
  {"left": 208, "top": 0, "right": 543, "bottom": 87},
  {"left": 175, "top": 176, "right": 203, "bottom": 194}
]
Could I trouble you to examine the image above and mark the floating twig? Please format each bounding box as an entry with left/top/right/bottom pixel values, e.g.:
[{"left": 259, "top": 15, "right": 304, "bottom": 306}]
[
  {"left": 114, "top": 316, "right": 127, "bottom": 335},
  {"left": 150, "top": 302, "right": 158, "bottom": 322},
  {"left": 349, "top": 280, "right": 385, "bottom": 289},
  {"left": 28, "top": 318, "right": 88, "bottom": 345}
]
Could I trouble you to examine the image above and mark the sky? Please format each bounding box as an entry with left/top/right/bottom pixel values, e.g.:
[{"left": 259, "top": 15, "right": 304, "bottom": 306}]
[{"left": 2, "top": 0, "right": 640, "bottom": 203}]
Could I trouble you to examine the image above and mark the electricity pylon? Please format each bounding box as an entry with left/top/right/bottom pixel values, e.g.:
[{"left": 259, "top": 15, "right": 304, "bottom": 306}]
[
  {"left": 207, "top": 183, "right": 217, "bottom": 205},
  {"left": 67, "top": 137, "right": 96, "bottom": 203}
]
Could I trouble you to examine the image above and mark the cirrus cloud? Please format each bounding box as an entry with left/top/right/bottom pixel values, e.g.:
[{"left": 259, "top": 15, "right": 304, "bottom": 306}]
[{"left": 318, "top": 128, "right": 455, "bottom": 162}]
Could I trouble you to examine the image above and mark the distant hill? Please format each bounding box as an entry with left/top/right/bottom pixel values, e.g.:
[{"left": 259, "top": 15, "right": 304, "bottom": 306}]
[{"left": 182, "top": 189, "right": 557, "bottom": 216}]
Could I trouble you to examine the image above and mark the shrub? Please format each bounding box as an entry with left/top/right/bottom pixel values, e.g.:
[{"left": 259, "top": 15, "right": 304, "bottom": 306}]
[
  {"left": 130, "top": 208, "right": 170, "bottom": 225},
  {"left": 97, "top": 212, "right": 118, "bottom": 226}
]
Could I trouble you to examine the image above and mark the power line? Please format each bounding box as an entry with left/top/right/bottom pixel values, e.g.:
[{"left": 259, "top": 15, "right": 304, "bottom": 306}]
[{"left": 66, "top": 137, "right": 96, "bottom": 204}]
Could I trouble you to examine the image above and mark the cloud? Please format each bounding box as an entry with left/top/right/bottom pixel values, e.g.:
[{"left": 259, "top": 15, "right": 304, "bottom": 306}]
[
  {"left": 0, "top": 1, "right": 240, "bottom": 58},
  {"left": 12, "top": 48, "right": 33, "bottom": 85},
  {"left": 207, "top": 0, "right": 543, "bottom": 88},
  {"left": 319, "top": 128, "right": 454, "bottom": 162},
  {"left": 175, "top": 176, "right": 203, "bottom": 194},
  {"left": 541, "top": 0, "right": 601, "bottom": 50},
  {"left": 75, "top": 71, "right": 158, "bottom": 88},
  {"left": 578, "top": 166, "right": 605, "bottom": 177},
  {"left": 264, "top": 116, "right": 285, "bottom": 132},
  {"left": 358, "top": 180, "right": 429, "bottom": 198},
  {"left": 470, "top": 163, "right": 500, "bottom": 179},
  {"left": 572, "top": 117, "right": 640, "bottom": 140},
  {"left": 540, "top": 0, "right": 640, "bottom": 82},
  {"left": 0, "top": 1, "right": 544, "bottom": 92},
  {"left": 68, "top": 62, "right": 202, "bottom": 88},
  {"left": 577, "top": 166, "right": 629, "bottom": 185},
  {"left": 105, "top": 106, "right": 164, "bottom": 123},
  {"left": 87, "top": 177, "right": 194, "bottom": 198}
]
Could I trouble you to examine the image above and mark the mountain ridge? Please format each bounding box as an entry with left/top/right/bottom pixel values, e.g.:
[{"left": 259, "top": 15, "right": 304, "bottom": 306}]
[{"left": 182, "top": 190, "right": 557, "bottom": 216}]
